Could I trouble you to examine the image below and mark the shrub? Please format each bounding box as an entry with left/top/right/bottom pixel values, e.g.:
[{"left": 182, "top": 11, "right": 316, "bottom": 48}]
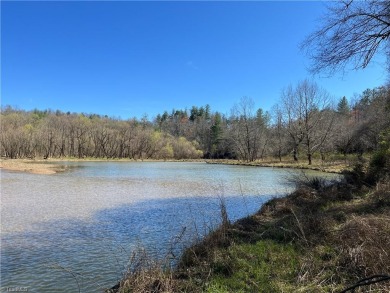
[{"left": 366, "top": 129, "right": 390, "bottom": 184}]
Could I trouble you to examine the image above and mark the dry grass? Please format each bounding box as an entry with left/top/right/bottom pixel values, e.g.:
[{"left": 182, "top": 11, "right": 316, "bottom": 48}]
[
  {"left": 113, "top": 248, "right": 176, "bottom": 293},
  {"left": 337, "top": 216, "right": 390, "bottom": 276}
]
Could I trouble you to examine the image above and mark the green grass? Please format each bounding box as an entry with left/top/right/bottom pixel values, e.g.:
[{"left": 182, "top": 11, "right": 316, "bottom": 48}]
[{"left": 205, "top": 240, "right": 299, "bottom": 293}]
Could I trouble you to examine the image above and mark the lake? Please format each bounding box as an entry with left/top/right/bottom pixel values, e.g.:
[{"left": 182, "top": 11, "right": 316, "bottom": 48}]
[{"left": 0, "top": 162, "right": 334, "bottom": 292}]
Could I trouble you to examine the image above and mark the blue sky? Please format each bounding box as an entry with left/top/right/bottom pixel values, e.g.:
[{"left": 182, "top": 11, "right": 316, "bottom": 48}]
[{"left": 2, "top": 1, "right": 388, "bottom": 120}]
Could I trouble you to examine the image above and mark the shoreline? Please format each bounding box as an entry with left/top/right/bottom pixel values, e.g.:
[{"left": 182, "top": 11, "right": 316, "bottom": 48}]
[
  {"left": 0, "top": 157, "right": 348, "bottom": 175},
  {"left": 205, "top": 159, "right": 348, "bottom": 174},
  {"left": 0, "top": 158, "right": 208, "bottom": 175}
]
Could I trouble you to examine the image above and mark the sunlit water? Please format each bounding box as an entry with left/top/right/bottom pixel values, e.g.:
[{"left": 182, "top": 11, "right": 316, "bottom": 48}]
[{"left": 0, "top": 162, "right": 336, "bottom": 292}]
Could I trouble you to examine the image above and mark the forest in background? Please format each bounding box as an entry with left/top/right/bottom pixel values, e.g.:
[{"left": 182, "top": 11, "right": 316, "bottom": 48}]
[{"left": 1, "top": 80, "right": 389, "bottom": 164}]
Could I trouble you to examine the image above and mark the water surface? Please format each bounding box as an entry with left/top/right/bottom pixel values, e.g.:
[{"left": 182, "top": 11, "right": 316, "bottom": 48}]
[{"left": 1, "top": 162, "right": 331, "bottom": 292}]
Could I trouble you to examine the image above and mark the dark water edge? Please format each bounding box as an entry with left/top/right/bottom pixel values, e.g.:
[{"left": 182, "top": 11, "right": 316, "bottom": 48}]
[{"left": 1, "top": 194, "right": 275, "bottom": 293}]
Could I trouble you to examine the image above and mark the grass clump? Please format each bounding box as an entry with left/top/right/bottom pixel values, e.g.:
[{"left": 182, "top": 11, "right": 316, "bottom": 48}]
[{"left": 108, "top": 247, "right": 176, "bottom": 293}]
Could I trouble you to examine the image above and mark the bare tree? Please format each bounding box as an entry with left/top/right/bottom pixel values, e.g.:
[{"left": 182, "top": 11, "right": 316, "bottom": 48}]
[
  {"left": 281, "top": 85, "right": 305, "bottom": 162},
  {"left": 302, "top": 0, "right": 390, "bottom": 74},
  {"left": 270, "top": 105, "right": 289, "bottom": 162},
  {"left": 0, "top": 113, "right": 25, "bottom": 158},
  {"left": 73, "top": 115, "right": 91, "bottom": 159},
  {"left": 230, "top": 97, "right": 256, "bottom": 162},
  {"left": 281, "top": 80, "right": 335, "bottom": 165},
  {"left": 36, "top": 116, "right": 58, "bottom": 159}
]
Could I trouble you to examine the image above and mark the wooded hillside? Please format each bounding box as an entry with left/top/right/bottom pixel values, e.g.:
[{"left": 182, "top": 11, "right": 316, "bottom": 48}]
[{"left": 1, "top": 83, "right": 389, "bottom": 163}]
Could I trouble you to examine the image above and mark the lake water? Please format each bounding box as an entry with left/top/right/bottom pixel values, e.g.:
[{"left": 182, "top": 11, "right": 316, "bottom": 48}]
[{"left": 0, "top": 162, "right": 334, "bottom": 292}]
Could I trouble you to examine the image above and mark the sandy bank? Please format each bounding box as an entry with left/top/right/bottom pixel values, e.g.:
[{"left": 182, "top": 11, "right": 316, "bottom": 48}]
[{"left": 0, "top": 159, "right": 65, "bottom": 175}]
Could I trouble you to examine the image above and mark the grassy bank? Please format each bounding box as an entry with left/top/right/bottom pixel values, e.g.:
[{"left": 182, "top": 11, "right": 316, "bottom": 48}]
[
  {"left": 113, "top": 164, "right": 390, "bottom": 292},
  {"left": 206, "top": 157, "right": 355, "bottom": 174}
]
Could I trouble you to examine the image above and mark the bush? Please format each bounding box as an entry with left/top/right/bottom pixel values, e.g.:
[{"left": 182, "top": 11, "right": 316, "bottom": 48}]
[{"left": 364, "top": 129, "right": 390, "bottom": 185}]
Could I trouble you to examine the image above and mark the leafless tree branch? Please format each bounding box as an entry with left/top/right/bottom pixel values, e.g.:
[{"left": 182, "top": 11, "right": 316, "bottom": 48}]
[{"left": 302, "top": 0, "right": 390, "bottom": 75}]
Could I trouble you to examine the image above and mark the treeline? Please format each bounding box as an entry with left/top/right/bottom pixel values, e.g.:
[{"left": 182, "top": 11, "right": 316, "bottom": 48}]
[{"left": 1, "top": 80, "right": 389, "bottom": 163}]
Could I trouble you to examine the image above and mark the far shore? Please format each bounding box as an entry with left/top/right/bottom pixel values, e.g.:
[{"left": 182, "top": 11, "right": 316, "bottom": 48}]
[{"left": 0, "top": 157, "right": 350, "bottom": 175}]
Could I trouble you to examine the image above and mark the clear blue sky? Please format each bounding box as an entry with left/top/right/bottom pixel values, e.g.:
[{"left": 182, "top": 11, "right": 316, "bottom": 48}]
[{"left": 2, "top": 1, "right": 388, "bottom": 119}]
